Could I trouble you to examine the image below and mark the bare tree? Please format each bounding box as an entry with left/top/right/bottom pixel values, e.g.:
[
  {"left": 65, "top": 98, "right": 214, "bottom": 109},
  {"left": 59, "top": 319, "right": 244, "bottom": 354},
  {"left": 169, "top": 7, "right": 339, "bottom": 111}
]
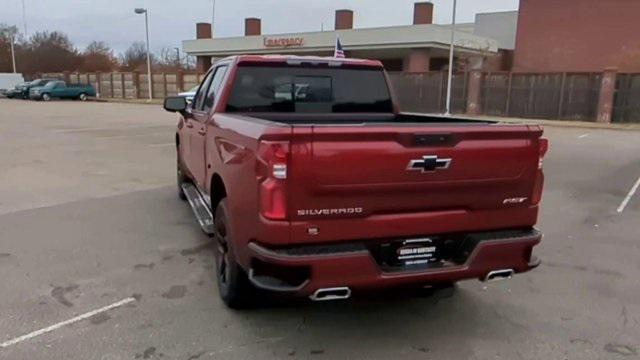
[
  {"left": 22, "top": 31, "right": 82, "bottom": 73},
  {"left": 80, "top": 41, "right": 117, "bottom": 72},
  {"left": 120, "top": 41, "right": 155, "bottom": 71}
]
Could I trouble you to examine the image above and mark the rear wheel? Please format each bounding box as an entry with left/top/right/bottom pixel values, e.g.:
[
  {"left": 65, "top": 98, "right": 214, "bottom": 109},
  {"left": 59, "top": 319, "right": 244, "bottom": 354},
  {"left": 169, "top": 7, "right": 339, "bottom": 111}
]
[
  {"left": 78, "top": 93, "right": 88, "bottom": 101},
  {"left": 41, "top": 93, "right": 51, "bottom": 101},
  {"left": 214, "top": 199, "right": 255, "bottom": 309}
]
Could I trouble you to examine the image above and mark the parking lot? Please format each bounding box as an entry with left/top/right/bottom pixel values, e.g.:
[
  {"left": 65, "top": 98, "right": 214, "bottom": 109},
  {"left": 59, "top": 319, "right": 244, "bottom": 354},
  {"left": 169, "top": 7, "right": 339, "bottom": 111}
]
[{"left": 0, "top": 99, "right": 639, "bottom": 359}]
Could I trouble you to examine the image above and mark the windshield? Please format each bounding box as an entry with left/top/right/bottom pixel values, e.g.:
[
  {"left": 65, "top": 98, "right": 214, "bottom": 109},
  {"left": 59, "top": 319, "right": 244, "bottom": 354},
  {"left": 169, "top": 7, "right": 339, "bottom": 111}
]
[
  {"left": 30, "top": 80, "right": 47, "bottom": 86},
  {"left": 226, "top": 65, "right": 393, "bottom": 113}
]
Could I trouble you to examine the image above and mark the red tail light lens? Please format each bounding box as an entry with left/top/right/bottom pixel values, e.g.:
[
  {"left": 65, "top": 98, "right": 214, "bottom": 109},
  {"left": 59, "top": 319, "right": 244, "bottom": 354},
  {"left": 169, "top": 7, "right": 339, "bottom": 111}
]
[
  {"left": 532, "top": 138, "right": 549, "bottom": 205},
  {"left": 538, "top": 138, "right": 549, "bottom": 170},
  {"left": 258, "top": 141, "right": 289, "bottom": 220}
]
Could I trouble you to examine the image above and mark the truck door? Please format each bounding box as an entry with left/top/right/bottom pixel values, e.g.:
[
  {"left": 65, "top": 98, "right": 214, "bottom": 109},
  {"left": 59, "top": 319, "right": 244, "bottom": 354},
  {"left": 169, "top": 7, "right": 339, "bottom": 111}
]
[
  {"left": 52, "top": 82, "right": 64, "bottom": 98},
  {"left": 190, "top": 64, "right": 229, "bottom": 189},
  {"left": 183, "top": 70, "right": 215, "bottom": 188}
]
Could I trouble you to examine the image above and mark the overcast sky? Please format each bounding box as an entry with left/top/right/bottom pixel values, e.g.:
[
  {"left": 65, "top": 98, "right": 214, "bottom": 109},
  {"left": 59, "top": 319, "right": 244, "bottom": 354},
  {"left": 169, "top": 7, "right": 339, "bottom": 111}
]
[{"left": 0, "top": 0, "right": 518, "bottom": 54}]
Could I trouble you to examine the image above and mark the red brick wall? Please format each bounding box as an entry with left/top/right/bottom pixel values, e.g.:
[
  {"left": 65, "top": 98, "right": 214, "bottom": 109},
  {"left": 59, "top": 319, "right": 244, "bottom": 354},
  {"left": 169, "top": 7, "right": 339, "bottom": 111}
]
[{"left": 514, "top": 0, "right": 640, "bottom": 72}]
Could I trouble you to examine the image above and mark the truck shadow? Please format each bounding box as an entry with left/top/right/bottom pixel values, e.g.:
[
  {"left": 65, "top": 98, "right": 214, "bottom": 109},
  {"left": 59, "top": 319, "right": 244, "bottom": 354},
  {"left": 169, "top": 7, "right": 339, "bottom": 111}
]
[{"left": 224, "top": 285, "right": 531, "bottom": 358}]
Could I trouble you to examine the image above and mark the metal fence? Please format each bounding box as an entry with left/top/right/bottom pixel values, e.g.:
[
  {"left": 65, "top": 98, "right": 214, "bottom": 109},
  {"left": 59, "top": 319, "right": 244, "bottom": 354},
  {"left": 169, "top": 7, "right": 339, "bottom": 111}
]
[
  {"left": 388, "top": 71, "right": 608, "bottom": 122},
  {"left": 614, "top": 74, "right": 640, "bottom": 123},
  {"left": 387, "top": 72, "right": 468, "bottom": 114},
  {"left": 39, "top": 70, "right": 639, "bottom": 123},
  {"left": 481, "top": 72, "right": 601, "bottom": 121},
  {"left": 40, "top": 72, "right": 203, "bottom": 100}
]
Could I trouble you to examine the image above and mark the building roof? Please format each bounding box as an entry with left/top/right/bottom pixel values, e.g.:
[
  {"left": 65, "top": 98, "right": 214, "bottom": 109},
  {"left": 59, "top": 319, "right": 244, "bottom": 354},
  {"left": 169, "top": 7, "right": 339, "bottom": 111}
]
[
  {"left": 227, "top": 54, "right": 384, "bottom": 67},
  {"left": 183, "top": 24, "right": 499, "bottom": 57}
]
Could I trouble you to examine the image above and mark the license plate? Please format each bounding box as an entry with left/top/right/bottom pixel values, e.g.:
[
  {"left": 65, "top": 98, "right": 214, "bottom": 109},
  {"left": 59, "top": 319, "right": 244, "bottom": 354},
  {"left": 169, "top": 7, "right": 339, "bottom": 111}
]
[
  {"left": 397, "top": 238, "right": 439, "bottom": 265},
  {"left": 380, "top": 237, "right": 441, "bottom": 267}
]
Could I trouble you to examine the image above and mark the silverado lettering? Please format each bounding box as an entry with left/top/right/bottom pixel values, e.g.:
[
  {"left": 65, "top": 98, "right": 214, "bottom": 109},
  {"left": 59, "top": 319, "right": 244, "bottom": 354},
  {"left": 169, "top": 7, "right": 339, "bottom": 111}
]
[
  {"left": 297, "top": 207, "right": 364, "bottom": 216},
  {"left": 163, "top": 55, "right": 548, "bottom": 309}
]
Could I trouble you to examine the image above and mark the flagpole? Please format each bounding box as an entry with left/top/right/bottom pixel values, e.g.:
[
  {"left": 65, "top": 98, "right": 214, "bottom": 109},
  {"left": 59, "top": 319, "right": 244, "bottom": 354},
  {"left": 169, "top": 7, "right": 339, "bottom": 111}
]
[{"left": 445, "top": 0, "right": 457, "bottom": 116}]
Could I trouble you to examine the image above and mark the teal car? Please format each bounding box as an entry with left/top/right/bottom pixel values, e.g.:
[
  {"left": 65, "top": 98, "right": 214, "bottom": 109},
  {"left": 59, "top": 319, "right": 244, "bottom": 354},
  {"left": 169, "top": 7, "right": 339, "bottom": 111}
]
[{"left": 29, "top": 81, "right": 96, "bottom": 101}]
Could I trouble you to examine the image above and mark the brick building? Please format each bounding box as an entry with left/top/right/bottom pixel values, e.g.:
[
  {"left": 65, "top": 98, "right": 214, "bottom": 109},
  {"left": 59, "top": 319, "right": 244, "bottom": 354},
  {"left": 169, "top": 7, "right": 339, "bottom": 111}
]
[
  {"left": 183, "top": 2, "right": 516, "bottom": 73},
  {"left": 514, "top": 0, "right": 640, "bottom": 72}
]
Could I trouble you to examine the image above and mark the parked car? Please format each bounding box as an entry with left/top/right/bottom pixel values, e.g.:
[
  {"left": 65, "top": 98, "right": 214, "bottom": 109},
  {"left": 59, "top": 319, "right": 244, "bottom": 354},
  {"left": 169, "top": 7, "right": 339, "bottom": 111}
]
[
  {"left": 17, "top": 79, "right": 55, "bottom": 99},
  {"left": 164, "top": 55, "right": 548, "bottom": 309},
  {"left": 178, "top": 85, "right": 199, "bottom": 103},
  {"left": 5, "top": 82, "right": 29, "bottom": 99},
  {"left": 29, "top": 80, "right": 96, "bottom": 101}
]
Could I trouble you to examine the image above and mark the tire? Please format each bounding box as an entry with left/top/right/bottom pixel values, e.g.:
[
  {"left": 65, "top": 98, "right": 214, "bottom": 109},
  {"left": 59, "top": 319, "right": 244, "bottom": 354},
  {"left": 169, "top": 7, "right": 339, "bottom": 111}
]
[
  {"left": 176, "top": 153, "right": 187, "bottom": 201},
  {"left": 78, "top": 93, "right": 88, "bottom": 101},
  {"left": 41, "top": 93, "right": 51, "bottom": 102},
  {"left": 213, "top": 199, "right": 255, "bottom": 309}
]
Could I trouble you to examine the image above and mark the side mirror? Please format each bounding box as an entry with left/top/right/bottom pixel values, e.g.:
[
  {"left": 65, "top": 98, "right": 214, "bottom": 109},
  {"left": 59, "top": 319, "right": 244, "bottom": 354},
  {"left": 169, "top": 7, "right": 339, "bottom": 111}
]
[{"left": 163, "top": 96, "right": 187, "bottom": 113}]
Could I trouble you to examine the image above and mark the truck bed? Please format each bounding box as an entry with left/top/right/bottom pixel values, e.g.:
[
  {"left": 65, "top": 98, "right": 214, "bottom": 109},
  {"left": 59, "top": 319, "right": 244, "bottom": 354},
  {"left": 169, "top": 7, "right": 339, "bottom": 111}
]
[{"left": 234, "top": 112, "right": 497, "bottom": 125}]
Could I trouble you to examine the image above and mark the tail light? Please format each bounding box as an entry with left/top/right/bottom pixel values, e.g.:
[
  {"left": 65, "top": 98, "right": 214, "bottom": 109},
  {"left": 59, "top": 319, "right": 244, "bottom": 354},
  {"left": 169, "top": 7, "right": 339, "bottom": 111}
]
[
  {"left": 258, "top": 141, "right": 289, "bottom": 220},
  {"left": 538, "top": 138, "right": 549, "bottom": 170},
  {"left": 531, "top": 138, "right": 549, "bottom": 205}
]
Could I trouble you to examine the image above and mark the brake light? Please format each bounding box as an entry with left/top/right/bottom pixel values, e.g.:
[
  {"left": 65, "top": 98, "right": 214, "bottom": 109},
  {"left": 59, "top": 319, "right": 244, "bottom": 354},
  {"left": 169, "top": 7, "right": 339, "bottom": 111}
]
[
  {"left": 538, "top": 138, "right": 549, "bottom": 170},
  {"left": 258, "top": 141, "right": 289, "bottom": 220},
  {"left": 532, "top": 138, "right": 549, "bottom": 205}
]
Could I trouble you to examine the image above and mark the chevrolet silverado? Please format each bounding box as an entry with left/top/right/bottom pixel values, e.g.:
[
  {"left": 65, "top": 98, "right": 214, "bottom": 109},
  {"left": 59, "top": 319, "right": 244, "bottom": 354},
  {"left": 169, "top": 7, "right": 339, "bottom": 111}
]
[{"left": 163, "top": 55, "right": 548, "bottom": 308}]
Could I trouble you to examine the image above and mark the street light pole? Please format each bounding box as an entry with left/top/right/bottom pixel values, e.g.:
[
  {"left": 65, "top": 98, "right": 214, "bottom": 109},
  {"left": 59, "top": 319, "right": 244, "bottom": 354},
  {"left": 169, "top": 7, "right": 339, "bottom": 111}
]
[
  {"left": 135, "top": 8, "right": 153, "bottom": 100},
  {"left": 444, "top": 0, "right": 457, "bottom": 116}
]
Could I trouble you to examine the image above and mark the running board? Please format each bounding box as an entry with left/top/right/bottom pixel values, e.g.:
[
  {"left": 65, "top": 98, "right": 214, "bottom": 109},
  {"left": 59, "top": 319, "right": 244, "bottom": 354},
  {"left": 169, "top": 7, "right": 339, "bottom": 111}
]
[{"left": 181, "top": 183, "right": 215, "bottom": 235}]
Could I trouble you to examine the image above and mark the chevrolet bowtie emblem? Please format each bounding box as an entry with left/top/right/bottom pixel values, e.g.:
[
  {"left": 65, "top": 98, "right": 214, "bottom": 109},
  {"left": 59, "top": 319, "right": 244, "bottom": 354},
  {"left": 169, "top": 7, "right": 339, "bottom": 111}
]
[{"left": 407, "top": 155, "right": 452, "bottom": 173}]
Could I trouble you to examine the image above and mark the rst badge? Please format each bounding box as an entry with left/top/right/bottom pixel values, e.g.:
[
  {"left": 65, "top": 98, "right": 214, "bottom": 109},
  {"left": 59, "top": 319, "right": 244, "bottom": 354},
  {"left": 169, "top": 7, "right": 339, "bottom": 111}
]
[{"left": 407, "top": 155, "right": 451, "bottom": 173}]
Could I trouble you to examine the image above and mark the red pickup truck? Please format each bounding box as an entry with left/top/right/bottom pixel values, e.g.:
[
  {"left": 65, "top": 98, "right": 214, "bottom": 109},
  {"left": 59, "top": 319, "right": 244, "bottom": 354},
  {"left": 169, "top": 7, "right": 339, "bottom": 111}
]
[{"left": 164, "top": 55, "right": 547, "bottom": 308}]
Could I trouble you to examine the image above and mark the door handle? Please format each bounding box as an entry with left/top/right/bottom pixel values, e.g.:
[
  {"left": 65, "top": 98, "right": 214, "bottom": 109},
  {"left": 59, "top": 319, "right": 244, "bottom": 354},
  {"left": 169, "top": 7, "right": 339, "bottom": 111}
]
[
  {"left": 185, "top": 121, "right": 194, "bottom": 128},
  {"left": 198, "top": 128, "right": 206, "bottom": 136}
]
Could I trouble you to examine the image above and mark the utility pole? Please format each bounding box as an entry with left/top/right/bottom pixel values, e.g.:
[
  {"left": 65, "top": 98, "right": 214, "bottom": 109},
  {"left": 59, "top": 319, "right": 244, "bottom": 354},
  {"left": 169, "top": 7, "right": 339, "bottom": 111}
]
[
  {"left": 10, "top": 32, "right": 17, "bottom": 73},
  {"left": 445, "top": 0, "right": 457, "bottom": 116}
]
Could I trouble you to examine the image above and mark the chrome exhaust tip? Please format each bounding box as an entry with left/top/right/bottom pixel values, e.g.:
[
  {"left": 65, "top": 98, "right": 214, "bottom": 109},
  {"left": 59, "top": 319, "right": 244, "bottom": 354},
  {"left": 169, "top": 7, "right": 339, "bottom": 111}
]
[
  {"left": 309, "top": 287, "right": 351, "bottom": 301},
  {"left": 484, "top": 269, "right": 515, "bottom": 282}
]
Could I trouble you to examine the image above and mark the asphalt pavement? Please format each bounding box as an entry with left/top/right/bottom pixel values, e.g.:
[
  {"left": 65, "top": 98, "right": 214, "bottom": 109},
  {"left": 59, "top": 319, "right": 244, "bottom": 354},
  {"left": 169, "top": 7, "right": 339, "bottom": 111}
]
[{"left": 0, "top": 99, "right": 639, "bottom": 359}]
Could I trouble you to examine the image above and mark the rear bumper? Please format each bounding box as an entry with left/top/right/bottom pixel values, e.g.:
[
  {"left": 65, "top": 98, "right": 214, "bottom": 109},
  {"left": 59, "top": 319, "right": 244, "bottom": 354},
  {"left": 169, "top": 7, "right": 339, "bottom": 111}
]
[{"left": 246, "top": 229, "right": 542, "bottom": 297}]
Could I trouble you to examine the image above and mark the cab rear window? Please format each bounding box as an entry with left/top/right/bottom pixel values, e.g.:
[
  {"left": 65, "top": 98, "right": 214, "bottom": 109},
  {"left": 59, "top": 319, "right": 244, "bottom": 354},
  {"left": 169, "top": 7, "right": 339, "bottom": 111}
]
[{"left": 226, "top": 65, "right": 393, "bottom": 113}]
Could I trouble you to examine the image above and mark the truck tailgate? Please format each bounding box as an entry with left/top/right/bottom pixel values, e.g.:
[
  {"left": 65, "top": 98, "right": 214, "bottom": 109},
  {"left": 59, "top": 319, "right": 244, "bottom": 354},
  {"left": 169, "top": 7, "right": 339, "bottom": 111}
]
[{"left": 288, "top": 124, "right": 543, "bottom": 232}]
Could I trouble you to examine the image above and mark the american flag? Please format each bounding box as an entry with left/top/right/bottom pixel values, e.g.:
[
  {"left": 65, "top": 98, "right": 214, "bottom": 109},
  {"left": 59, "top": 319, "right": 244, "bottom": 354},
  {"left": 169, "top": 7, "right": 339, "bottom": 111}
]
[{"left": 334, "top": 37, "right": 345, "bottom": 58}]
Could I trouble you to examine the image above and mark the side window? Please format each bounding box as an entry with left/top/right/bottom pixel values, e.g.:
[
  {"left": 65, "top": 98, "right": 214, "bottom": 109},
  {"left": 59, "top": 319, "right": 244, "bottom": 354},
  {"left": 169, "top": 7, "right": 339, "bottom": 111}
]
[
  {"left": 203, "top": 65, "right": 228, "bottom": 113},
  {"left": 193, "top": 71, "right": 215, "bottom": 111}
]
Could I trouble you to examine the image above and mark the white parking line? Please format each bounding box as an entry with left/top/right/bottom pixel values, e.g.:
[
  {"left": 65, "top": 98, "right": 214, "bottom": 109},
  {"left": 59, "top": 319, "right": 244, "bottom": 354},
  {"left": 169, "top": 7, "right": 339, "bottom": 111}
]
[
  {"left": 0, "top": 297, "right": 136, "bottom": 349},
  {"left": 99, "top": 132, "right": 169, "bottom": 139},
  {"left": 578, "top": 133, "right": 590, "bottom": 139},
  {"left": 54, "top": 126, "right": 163, "bottom": 134},
  {"left": 617, "top": 176, "right": 640, "bottom": 213}
]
